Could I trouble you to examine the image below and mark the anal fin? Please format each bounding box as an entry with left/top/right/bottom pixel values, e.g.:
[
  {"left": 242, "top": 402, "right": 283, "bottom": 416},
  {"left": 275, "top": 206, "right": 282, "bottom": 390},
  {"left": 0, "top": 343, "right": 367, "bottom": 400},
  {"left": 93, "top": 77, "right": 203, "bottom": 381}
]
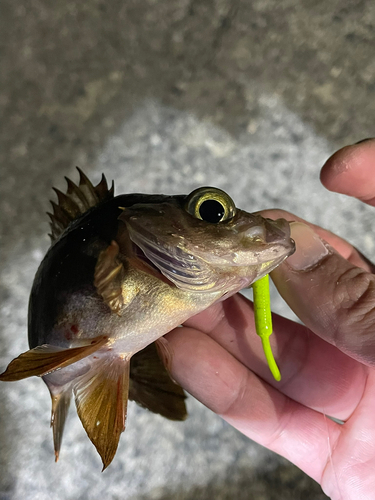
[
  {"left": 129, "top": 341, "right": 187, "bottom": 421},
  {"left": 73, "top": 354, "right": 130, "bottom": 471},
  {"left": 0, "top": 336, "right": 108, "bottom": 381}
]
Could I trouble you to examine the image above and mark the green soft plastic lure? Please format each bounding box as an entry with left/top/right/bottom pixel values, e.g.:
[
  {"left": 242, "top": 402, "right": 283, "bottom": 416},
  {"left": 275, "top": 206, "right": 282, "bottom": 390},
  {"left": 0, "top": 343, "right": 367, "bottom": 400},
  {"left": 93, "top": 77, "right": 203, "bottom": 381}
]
[{"left": 252, "top": 274, "right": 281, "bottom": 381}]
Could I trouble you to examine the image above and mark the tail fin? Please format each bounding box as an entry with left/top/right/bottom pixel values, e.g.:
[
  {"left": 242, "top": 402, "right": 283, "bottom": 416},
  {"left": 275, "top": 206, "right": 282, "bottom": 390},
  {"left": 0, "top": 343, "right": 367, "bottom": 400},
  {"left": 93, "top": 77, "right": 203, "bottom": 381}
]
[{"left": 73, "top": 354, "right": 130, "bottom": 471}]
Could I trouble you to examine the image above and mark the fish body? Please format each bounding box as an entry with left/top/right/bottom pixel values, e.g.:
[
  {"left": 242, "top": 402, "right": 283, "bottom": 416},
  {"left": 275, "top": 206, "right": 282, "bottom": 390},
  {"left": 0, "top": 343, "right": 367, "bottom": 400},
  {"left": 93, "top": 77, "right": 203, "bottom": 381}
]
[{"left": 0, "top": 170, "right": 295, "bottom": 469}]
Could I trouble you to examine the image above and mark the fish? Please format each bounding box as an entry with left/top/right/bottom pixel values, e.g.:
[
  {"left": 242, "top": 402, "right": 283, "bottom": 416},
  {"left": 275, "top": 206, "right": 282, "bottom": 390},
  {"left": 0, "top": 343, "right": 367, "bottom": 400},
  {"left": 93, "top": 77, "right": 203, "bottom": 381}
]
[{"left": 0, "top": 169, "right": 295, "bottom": 470}]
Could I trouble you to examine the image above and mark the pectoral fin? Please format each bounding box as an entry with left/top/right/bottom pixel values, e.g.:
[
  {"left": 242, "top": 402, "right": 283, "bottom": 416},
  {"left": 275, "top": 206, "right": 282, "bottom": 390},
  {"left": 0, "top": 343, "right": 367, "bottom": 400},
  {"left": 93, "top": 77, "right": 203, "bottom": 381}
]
[
  {"left": 73, "top": 355, "right": 130, "bottom": 471},
  {"left": 129, "top": 342, "right": 187, "bottom": 421},
  {"left": 0, "top": 336, "right": 108, "bottom": 381},
  {"left": 94, "top": 240, "right": 127, "bottom": 314}
]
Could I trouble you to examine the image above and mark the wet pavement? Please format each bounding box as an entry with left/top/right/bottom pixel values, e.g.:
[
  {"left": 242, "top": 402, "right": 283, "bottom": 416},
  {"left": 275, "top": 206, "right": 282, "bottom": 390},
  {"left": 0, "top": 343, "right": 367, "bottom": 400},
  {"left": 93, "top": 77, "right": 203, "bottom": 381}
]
[{"left": 1, "top": 1, "right": 374, "bottom": 499}]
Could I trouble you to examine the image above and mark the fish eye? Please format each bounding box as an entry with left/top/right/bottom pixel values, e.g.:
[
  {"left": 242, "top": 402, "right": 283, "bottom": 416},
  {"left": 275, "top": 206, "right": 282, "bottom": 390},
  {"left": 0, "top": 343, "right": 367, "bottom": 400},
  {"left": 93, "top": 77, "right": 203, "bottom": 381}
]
[{"left": 185, "top": 187, "right": 237, "bottom": 223}]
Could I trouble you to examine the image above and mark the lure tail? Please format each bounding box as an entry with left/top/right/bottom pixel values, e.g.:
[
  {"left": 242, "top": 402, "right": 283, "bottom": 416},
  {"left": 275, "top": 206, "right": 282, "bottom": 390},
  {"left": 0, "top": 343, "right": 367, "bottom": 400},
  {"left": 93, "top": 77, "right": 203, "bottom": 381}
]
[{"left": 252, "top": 274, "right": 281, "bottom": 381}]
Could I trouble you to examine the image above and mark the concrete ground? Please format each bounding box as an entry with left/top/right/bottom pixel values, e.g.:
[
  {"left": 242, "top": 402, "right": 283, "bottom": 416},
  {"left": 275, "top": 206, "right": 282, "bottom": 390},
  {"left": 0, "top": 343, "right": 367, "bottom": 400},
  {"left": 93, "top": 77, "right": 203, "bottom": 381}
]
[{"left": 1, "top": 1, "right": 374, "bottom": 499}]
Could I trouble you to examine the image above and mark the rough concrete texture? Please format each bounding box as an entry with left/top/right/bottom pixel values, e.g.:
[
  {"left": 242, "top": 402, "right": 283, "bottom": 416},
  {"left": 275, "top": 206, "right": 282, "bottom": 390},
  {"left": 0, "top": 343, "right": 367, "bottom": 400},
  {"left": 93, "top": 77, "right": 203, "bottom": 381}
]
[{"left": 1, "top": 0, "right": 374, "bottom": 499}]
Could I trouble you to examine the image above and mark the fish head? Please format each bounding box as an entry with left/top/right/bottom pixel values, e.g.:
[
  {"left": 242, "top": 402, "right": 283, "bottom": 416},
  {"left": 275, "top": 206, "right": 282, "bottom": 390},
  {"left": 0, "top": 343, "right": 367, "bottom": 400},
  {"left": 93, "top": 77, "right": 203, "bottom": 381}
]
[{"left": 119, "top": 187, "right": 295, "bottom": 296}]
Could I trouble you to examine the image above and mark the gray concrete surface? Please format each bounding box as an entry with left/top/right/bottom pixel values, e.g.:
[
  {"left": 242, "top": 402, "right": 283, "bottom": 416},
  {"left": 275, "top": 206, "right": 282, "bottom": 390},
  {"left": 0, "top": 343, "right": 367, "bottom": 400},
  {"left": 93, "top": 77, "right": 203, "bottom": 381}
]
[{"left": 1, "top": 1, "right": 374, "bottom": 499}]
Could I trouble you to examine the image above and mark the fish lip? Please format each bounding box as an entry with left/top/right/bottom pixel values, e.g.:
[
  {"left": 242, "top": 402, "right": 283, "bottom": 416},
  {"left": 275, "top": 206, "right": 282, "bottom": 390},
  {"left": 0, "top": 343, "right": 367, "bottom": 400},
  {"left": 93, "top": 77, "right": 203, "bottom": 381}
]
[
  {"left": 263, "top": 217, "right": 292, "bottom": 243},
  {"left": 288, "top": 238, "right": 296, "bottom": 256}
]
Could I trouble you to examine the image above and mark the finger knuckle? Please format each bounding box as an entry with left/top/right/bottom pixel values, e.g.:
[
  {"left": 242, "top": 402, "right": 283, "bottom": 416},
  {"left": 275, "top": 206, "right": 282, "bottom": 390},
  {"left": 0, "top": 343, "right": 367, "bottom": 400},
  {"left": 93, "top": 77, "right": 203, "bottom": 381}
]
[
  {"left": 220, "top": 369, "right": 249, "bottom": 417},
  {"left": 333, "top": 267, "right": 375, "bottom": 351}
]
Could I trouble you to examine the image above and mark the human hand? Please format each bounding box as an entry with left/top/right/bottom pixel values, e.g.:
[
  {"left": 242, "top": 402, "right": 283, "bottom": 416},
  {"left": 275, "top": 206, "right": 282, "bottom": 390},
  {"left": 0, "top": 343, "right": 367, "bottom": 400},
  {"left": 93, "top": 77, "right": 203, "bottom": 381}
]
[{"left": 166, "top": 139, "right": 375, "bottom": 500}]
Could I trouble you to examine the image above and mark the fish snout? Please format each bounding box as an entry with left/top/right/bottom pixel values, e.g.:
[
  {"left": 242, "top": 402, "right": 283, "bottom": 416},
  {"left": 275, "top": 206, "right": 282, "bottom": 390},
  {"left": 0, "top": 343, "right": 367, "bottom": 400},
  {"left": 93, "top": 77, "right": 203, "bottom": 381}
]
[{"left": 264, "top": 218, "right": 295, "bottom": 253}]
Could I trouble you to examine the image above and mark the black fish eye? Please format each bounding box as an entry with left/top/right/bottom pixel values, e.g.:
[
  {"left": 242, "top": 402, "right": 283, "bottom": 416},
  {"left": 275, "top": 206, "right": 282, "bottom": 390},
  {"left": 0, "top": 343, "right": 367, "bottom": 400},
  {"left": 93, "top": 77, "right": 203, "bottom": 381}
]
[
  {"left": 185, "top": 187, "right": 237, "bottom": 223},
  {"left": 199, "top": 199, "right": 225, "bottom": 223}
]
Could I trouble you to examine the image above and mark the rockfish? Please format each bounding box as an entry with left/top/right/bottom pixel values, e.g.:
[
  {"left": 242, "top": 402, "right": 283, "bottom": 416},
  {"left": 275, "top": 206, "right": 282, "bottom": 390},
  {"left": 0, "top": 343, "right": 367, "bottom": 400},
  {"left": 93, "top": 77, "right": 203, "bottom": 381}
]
[{"left": 0, "top": 169, "right": 295, "bottom": 469}]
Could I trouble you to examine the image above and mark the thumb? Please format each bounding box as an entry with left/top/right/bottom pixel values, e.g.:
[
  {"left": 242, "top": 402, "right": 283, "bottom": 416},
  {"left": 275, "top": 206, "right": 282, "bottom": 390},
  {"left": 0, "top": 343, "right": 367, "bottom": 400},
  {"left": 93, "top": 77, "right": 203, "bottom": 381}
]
[{"left": 271, "top": 222, "right": 375, "bottom": 367}]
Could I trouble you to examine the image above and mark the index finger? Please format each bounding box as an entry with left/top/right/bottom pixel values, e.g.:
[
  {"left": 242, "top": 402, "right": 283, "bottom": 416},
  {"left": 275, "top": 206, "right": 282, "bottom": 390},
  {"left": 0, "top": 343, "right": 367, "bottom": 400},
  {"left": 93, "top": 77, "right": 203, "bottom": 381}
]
[
  {"left": 259, "top": 208, "right": 374, "bottom": 274},
  {"left": 320, "top": 139, "right": 375, "bottom": 205},
  {"left": 269, "top": 220, "right": 375, "bottom": 368}
]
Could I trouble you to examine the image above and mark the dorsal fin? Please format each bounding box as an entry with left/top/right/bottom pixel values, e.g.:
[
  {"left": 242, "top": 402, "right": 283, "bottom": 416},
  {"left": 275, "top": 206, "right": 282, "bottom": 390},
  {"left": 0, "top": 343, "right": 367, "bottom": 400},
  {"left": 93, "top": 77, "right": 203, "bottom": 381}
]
[{"left": 47, "top": 167, "right": 114, "bottom": 241}]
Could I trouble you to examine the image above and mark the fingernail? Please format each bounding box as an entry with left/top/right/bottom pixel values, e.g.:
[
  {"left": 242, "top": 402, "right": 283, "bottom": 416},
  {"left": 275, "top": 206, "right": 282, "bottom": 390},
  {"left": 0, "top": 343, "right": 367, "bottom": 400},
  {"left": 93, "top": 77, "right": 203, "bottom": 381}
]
[{"left": 286, "top": 222, "right": 330, "bottom": 271}]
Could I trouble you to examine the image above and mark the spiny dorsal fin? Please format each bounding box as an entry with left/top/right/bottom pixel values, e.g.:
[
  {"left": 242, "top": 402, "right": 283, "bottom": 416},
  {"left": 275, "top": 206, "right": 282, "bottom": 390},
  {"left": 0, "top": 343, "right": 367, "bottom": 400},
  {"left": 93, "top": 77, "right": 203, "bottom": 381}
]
[
  {"left": 129, "top": 341, "right": 187, "bottom": 421},
  {"left": 48, "top": 167, "right": 114, "bottom": 242}
]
